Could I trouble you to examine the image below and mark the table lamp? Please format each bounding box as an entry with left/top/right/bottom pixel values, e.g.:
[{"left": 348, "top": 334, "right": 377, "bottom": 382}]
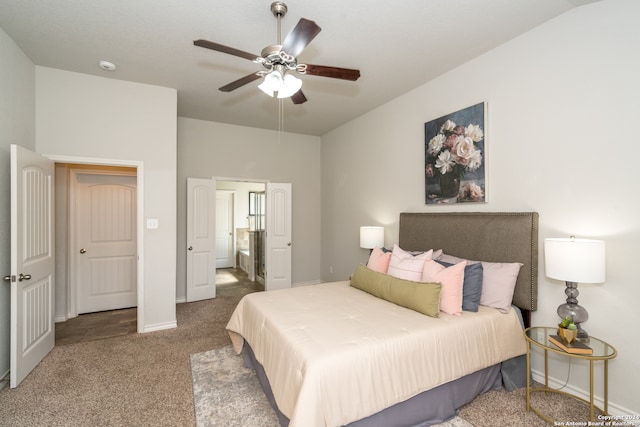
[
  {"left": 544, "top": 236, "right": 606, "bottom": 339},
  {"left": 360, "top": 226, "right": 384, "bottom": 253}
]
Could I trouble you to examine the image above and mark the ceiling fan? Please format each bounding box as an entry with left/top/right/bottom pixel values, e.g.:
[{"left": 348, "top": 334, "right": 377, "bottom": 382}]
[{"left": 193, "top": 1, "right": 361, "bottom": 104}]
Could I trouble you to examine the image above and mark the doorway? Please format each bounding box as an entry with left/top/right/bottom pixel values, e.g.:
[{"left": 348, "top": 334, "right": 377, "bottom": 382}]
[
  {"left": 9, "top": 146, "right": 145, "bottom": 387},
  {"left": 216, "top": 180, "right": 266, "bottom": 291},
  {"left": 54, "top": 163, "right": 139, "bottom": 343},
  {"left": 185, "top": 178, "right": 292, "bottom": 301}
]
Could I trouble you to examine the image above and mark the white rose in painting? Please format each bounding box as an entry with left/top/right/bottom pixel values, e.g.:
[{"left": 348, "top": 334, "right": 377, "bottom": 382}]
[
  {"left": 440, "top": 119, "right": 456, "bottom": 133},
  {"left": 467, "top": 149, "right": 482, "bottom": 171},
  {"left": 435, "top": 150, "right": 455, "bottom": 174},
  {"left": 428, "top": 133, "right": 446, "bottom": 155},
  {"left": 465, "top": 124, "right": 484, "bottom": 142}
]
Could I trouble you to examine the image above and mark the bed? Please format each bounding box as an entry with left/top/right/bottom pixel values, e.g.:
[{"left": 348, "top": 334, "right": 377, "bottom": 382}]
[{"left": 226, "top": 212, "right": 539, "bottom": 427}]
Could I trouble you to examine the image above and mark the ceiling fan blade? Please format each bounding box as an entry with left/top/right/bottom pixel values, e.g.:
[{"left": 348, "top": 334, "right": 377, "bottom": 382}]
[
  {"left": 291, "top": 89, "right": 307, "bottom": 105},
  {"left": 281, "top": 18, "right": 321, "bottom": 57},
  {"left": 303, "top": 64, "right": 361, "bottom": 81},
  {"left": 219, "top": 72, "right": 262, "bottom": 92},
  {"left": 194, "top": 39, "right": 259, "bottom": 61}
]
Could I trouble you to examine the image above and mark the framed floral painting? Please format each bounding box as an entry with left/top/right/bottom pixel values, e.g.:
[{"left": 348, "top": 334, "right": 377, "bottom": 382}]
[{"left": 424, "top": 102, "right": 486, "bottom": 204}]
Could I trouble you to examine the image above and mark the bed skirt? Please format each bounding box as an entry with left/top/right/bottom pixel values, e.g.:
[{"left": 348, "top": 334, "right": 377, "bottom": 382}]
[{"left": 242, "top": 343, "right": 515, "bottom": 427}]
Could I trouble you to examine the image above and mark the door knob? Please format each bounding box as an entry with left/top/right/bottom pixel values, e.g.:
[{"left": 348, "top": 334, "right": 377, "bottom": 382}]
[
  {"left": 188, "top": 246, "right": 193, "bottom": 251},
  {"left": 18, "top": 273, "right": 31, "bottom": 281},
  {"left": 3, "top": 275, "right": 11, "bottom": 282},
  {"left": 287, "top": 242, "right": 292, "bottom": 246},
  {"left": 80, "top": 248, "right": 86, "bottom": 254}
]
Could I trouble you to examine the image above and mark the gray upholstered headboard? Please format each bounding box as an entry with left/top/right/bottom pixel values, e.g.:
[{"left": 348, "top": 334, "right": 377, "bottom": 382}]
[{"left": 399, "top": 212, "right": 539, "bottom": 316}]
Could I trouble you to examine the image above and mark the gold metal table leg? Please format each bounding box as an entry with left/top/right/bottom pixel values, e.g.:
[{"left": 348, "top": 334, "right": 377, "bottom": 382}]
[
  {"left": 604, "top": 359, "right": 609, "bottom": 415},
  {"left": 526, "top": 342, "right": 531, "bottom": 411},
  {"left": 590, "top": 359, "right": 595, "bottom": 421}
]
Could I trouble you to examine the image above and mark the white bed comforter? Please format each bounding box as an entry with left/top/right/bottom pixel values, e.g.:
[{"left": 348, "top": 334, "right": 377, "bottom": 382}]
[{"left": 226, "top": 281, "right": 527, "bottom": 427}]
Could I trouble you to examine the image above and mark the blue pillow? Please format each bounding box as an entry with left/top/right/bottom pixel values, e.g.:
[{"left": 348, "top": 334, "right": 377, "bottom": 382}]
[{"left": 436, "top": 260, "right": 483, "bottom": 312}]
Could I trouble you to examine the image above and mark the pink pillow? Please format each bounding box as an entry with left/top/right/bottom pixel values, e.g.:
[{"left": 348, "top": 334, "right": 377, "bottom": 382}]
[
  {"left": 438, "top": 253, "right": 523, "bottom": 313},
  {"left": 366, "top": 247, "right": 391, "bottom": 273},
  {"left": 387, "top": 245, "right": 433, "bottom": 281},
  {"left": 422, "top": 259, "right": 466, "bottom": 315}
]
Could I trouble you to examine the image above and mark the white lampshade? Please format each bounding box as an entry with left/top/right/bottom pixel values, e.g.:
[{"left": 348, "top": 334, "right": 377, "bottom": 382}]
[
  {"left": 258, "top": 70, "right": 283, "bottom": 97},
  {"left": 544, "top": 237, "right": 606, "bottom": 283},
  {"left": 276, "top": 73, "right": 302, "bottom": 98},
  {"left": 360, "top": 226, "right": 384, "bottom": 249},
  {"left": 258, "top": 69, "right": 302, "bottom": 99}
]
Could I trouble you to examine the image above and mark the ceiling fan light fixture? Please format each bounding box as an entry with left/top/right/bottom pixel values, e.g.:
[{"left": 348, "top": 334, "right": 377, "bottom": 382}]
[
  {"left": 258, "top": 69, "right": 283, "bottom": 97},
  {"left": 258, "top": 69, "right": 301, "bottom": 98},
  {"left": 277, "top": 73, "right": 302, "bottom": 98}
]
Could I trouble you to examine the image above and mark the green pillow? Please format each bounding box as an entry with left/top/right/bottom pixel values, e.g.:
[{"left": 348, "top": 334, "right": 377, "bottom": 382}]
[{"left": 350, "top": 264, "right": 441, "bottom": 318}]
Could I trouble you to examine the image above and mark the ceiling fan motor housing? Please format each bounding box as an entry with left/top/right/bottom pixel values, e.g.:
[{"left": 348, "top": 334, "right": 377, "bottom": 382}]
[
  {"left": 270, "top": 2, "right": 288, "bottom": 17},
  {"left": 259, "top": 44, "right": 298, "bottom": 73}
]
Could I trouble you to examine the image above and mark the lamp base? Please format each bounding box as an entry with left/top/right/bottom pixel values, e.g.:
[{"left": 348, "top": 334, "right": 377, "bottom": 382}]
[{"left": 558, "top": 281, "right": 589, "bottom": 339}]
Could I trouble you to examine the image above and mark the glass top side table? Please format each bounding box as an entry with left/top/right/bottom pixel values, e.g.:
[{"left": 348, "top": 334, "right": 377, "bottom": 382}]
[{"left": 524, "top": 326, "right": 617, "bottom": 423}]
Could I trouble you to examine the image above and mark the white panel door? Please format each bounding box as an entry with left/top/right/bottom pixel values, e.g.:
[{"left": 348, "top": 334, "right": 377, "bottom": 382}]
[
  {"left": 186, "top": 178, "right": 216, "bottom": 302},
  {"left": 75, "top": 173, "right": 137, "bottom": 314},
  {"left": 265, "top": 183, "right": 292, "bottom": 291},
  {"left": 9, "top": 144, "right": 55, "bottom": 388},
  {"left": 215, "top": 191, "right": 234, "bottom": 268}
]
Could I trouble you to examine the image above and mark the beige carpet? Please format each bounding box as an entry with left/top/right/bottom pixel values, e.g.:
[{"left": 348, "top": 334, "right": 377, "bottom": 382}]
[{"left": 0, "top": 295, "right": 243, "bottom": 426}]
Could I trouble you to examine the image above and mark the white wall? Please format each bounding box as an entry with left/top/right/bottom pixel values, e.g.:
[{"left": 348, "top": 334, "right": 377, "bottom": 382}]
[
  {"left": 321, "top": 0, "right": 639, "bottom": 415},
  {"left": 35, "top": 67, "right": 178, "bottom": 332},
  {"left": 177, "top": 117, "right": 322, "bottom": 300},
  {"left": 0, "top": 26, "right": 35, "bottom": 383}
]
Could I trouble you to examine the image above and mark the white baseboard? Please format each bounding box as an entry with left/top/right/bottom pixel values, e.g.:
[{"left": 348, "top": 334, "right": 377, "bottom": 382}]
[
  {"left": 142, "top": 320, "right": 177, "bottom": 333},
  {"left": 531, "top": 369, "right": 639, "bottom": 419},
  {"left": 175, "top": 297, "right": 187, "bottom": 304}
]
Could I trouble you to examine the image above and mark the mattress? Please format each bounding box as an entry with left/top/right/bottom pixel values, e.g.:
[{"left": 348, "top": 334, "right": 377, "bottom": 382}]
[{"left": 226, "top": 281, "right": 527, "bottom": 427}]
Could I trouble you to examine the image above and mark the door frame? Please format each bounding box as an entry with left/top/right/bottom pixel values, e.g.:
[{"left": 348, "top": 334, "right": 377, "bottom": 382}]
[
  {"left": 45, "top": 154, "right": 145, "bottom": 334},
  {"left": 68, "top": 166, "right": 138, "bottom": 317}
]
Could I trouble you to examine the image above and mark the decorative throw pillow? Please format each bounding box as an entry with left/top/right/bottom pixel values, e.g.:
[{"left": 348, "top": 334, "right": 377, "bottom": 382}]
[
  {"left": 350, "top": 264, "right": 441, "bottom": 318},
  {"left": 439, "top": 253, "right": 522, "bottom": 313},
  {"left": 436, "top": 260, "right": 483, "bottom": 312},
  {"left": 387, "top": 245, "right": 433, "bottom": 281},
  {"left": 366, "top": 247, "right": 392, "bottom": 273},
  {"left": 422, "top": 259, "right": 466, "bottom": 315}
]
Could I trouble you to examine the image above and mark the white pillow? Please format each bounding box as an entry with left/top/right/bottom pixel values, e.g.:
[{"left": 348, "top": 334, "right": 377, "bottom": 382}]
[
  {"left": 387, "top": 245, "right": 433, "bottom": 282},
  {"left": 438, "top": 253, "right": 522, "bottom": 313}
]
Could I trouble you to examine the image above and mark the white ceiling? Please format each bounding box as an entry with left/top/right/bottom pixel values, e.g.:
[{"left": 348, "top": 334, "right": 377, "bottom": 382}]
[{"left": 0, "top": 0, "right": 597, "bottom": 136}]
